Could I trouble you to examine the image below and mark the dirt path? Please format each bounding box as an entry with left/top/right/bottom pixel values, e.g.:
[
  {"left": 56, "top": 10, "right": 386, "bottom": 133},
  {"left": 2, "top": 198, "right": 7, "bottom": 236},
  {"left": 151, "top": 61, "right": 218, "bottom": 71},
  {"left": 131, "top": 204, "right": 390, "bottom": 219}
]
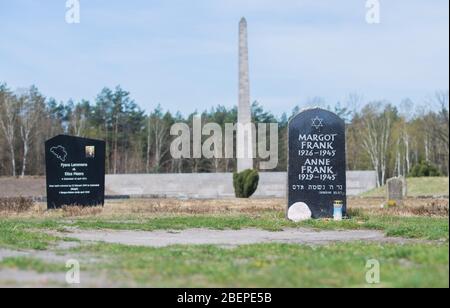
[{"left": 54, "top": 228, "right": 423, "bottom": 247}]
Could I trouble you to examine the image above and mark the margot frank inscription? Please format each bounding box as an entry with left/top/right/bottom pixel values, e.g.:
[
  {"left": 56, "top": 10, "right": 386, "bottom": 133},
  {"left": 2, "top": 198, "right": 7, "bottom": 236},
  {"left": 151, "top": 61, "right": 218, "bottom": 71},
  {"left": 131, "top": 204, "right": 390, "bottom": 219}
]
[
  {"left": 45, "top": 135, "right": 105, "bottom": 209},
  {"left": 288, "top": 108, "right": 347, "bottom": 219}
]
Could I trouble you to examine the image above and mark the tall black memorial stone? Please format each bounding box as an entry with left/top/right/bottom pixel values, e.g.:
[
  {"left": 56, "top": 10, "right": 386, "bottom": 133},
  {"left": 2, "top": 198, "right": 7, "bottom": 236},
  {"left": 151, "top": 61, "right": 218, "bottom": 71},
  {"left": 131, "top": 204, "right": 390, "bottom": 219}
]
[
  {"left": 288, "top": 108, "right": 347, "bottom": 218},
  {"left": 45, "top": 135, "right": 105, "bottom": 209}
]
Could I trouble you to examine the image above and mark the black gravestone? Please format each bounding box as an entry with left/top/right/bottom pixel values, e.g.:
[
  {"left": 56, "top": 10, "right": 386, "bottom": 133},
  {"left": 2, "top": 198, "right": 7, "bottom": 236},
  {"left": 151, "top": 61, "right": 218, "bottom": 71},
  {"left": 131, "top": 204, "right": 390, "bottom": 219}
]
[
  {"left": 45, "top": 135, "right": 106, "bottom": 209},
  {"left": 288, "top": 108, "right": 347, "bottom": 218}
]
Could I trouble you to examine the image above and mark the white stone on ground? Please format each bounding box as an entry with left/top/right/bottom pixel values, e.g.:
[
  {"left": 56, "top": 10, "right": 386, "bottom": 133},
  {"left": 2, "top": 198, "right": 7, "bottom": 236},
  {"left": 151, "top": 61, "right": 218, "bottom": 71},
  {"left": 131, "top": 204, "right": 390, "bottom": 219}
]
[{"left": 287, "top": 202, "right": 312, "bottom": 222}]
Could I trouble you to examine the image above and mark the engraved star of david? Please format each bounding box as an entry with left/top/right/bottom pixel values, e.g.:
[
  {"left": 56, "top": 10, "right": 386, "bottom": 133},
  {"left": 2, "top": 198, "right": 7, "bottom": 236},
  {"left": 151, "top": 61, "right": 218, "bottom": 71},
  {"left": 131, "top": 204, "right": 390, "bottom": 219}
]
[{"left": 311, "top": 116, "right": 324, "bottom": 130}]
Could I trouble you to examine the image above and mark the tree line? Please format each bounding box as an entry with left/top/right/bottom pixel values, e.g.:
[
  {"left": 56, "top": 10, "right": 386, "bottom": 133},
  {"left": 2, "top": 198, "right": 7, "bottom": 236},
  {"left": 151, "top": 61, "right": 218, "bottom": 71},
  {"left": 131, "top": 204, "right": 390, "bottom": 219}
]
[{"left": 0, "top": 83, "right": 448, "bottom": 186}]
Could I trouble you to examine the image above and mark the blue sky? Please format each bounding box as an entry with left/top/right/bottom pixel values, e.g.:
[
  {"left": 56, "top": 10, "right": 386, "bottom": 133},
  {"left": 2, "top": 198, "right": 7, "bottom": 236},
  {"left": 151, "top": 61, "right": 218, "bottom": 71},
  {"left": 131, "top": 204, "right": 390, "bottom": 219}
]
[{"left": 1, "top": 0, "right": 448, "bottom": 116}]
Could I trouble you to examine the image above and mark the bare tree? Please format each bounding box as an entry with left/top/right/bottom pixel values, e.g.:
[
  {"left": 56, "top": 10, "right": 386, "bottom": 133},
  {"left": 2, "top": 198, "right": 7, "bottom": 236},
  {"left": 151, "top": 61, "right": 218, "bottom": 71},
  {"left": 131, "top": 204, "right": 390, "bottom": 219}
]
[
  {"left": 0, "top": 86, "right": 18, "bottom": 176},
  {"left": 17, "top": 87, "right": 45, "bottom": 177},
  {"left": 394, "top": 138, "right": 401, "bottom": 177},
  {"left": 399, "top": 99, "right": 414, "bottom": 175},
  {"left": 146, "top": 116, "right": 151, "bottom": 173},
  {"left": 113, "top": 110, "right": 120, "bottom": 174},
  {"left": 70, "top": 102, "right": 88, "bottom": 137},
  {"left": 152, "top": 119, "right": 169, "bottom": 172},
  {"left": 360, "top": 102, "right": 394, "bottom": 186},
  {"left": 434, "top": 91, "right": 449, "bottom": 173},
  {"left": 149, "top": 108, "right": 170, "bottom": 172},
  {"left": 361, "top": 112, "right": 380, "bottom": 186},
  {"left": 346, "top": 92, "right": 364, "bottom": 113},
  {"left": 434, "top": 91, "right": 449, "bottom": 151},
  {"left": 403, "top": 127, "right": 411, "bottom": 174},
  {"left": 380, "top": 109, "right": 393, "bottom": 184}
]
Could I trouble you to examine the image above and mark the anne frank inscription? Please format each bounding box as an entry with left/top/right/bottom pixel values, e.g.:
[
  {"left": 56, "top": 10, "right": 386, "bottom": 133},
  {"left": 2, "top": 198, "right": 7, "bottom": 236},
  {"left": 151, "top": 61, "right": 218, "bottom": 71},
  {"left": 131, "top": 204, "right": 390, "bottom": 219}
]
[
  {"left": 45, "top": 135, "right": 105, "bottom": 209},
  {"left": 288, "top": 108, "right": 347, "bottom": 218}
]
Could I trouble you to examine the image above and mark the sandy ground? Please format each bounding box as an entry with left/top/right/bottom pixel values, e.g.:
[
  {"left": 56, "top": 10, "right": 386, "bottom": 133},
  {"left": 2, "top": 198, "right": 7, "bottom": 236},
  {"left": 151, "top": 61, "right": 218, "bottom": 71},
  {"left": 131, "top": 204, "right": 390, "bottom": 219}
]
[{"left": 0, "top": 177, "right": 46, "bottom": 198}]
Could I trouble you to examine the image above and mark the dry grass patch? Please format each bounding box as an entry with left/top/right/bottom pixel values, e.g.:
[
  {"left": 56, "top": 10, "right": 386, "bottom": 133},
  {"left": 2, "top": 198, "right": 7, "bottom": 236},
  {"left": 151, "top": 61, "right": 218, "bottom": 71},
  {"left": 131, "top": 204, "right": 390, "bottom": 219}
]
[
  {"left": 102, "top": 198, "right": 284, "bottom": 216},
  {"left": 0, "top": 197, "right": 447, "bottom": 220},
  {"left": 348, "top": 197, "right": 449, "bottom": 217},
  {"left": 0, "top": 201, "right": 103, "bottom": 218},
  {"left": 61, "top": 205, "right": 103, "bottom": 217},
  {"left": 0, "top": 197, "right": 35, "bottom": 214}
]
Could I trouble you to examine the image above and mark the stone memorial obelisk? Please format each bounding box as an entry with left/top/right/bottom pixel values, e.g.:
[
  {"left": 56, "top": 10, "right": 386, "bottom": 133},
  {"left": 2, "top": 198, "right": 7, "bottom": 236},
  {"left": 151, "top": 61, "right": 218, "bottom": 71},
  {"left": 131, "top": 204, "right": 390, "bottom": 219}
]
[{"left": 237, "top": 17, "right": 254, "bottom": 172}]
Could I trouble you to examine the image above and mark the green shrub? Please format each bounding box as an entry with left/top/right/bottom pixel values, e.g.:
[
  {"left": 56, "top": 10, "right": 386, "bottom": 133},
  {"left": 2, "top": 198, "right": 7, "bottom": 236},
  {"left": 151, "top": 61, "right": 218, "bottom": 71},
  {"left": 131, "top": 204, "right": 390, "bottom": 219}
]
[
  {"left": 409, "top": 161, "right": 442, "bottom": 177},
  {"left": 233, "top": 169, "right": 260, "bottom": 198}
]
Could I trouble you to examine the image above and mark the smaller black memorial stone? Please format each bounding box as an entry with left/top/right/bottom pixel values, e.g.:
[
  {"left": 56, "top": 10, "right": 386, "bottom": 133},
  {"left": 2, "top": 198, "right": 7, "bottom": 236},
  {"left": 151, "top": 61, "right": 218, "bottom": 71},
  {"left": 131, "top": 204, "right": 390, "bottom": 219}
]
[
  {"left": 288, "top": 108, "right": 347, "bottom": 218},
  {"left": 45, "top": 135, "right": 105, "bottom": 209}
]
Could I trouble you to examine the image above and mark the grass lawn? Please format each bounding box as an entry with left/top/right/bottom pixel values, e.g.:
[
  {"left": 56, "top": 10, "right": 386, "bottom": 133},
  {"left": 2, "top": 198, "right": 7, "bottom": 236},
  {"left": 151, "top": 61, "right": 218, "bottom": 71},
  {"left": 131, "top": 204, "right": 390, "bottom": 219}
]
[
  {"left": 0, "top": 257, "right": 66, "bottom": 273},
  {"left": 0, "top": 219, "right": 61, "bottom": 250},
  {"left": 362, "top": 177, "right": 449, "bottom": 197},
  {"left": 83, "top": 242, "right": 449, "bottom": 288},
  {"left": 1, "top": 242, "right": 448, "bottom": 288}
]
